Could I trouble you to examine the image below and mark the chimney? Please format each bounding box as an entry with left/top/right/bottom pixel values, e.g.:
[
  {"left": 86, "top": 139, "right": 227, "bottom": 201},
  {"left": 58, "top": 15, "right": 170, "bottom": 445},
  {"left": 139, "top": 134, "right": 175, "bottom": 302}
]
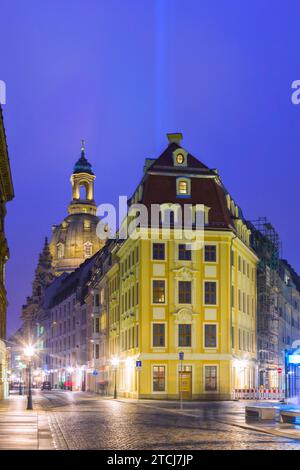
[{"left": 167, "top": 132, "right": 183, "bottom": 145}]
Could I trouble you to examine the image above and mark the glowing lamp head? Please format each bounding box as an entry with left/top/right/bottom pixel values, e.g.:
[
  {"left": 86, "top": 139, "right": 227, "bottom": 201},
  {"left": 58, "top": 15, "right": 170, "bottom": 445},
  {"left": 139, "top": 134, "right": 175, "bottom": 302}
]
[
  {"left": 111, "top": 357, "right": 120, "bottom": 368},
  {"left": 24, "top": 345, "right": 35, "bottom": 358}
]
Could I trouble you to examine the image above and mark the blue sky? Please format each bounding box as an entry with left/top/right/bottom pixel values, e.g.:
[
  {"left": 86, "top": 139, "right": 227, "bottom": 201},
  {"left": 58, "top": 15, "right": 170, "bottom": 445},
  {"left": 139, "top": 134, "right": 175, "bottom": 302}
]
[{"left": 1, "top": 0, "right": 300, "bottom": 334}]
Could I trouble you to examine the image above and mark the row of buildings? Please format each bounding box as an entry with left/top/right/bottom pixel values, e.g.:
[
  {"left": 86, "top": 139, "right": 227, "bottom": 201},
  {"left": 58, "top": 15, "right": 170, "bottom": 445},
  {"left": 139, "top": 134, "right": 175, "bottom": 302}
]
[
  {"left": 0, "top": 105, "right": 14, "bottom": 400},
  {"left": 13, "top": 133, "right": 300, "bottom": 400}
]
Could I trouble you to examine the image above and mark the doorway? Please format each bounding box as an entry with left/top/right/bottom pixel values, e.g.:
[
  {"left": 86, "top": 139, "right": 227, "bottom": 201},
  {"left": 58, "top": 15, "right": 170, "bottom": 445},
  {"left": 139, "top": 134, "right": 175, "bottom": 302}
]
[{"left": 179, "top": 366, "right": 192, "bottom": 398}]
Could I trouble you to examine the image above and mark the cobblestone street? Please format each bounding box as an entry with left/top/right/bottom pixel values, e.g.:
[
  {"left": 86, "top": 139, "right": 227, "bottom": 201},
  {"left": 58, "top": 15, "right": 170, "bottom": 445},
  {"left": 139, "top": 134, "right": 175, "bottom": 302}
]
[{"left": 1, "top": 390, "right": 297, "bottom": 450}]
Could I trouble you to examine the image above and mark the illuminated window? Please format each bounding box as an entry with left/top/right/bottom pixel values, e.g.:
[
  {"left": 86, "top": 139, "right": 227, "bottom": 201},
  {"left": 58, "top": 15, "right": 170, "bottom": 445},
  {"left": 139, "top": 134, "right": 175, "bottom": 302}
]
[
  {"left": 176, "top": 153, "right": 185, "bottom": 164},
  {"left": 84, "top": 241, "right": 93, "bottom": 258},
  {"left": 204, "top": 365, "right": 217, "bottom": 391},
  {"left": 176, "top": 178, "right": 191, "bottom": 197},
  {"left": 57, "top": 243, "right": 64, "bottom": 259},
  {"left": 152, "top": 280, "right": 166, "bottom": 304},
  {"left": 179, "top": 181, "right": 187, "bottom": 193}
]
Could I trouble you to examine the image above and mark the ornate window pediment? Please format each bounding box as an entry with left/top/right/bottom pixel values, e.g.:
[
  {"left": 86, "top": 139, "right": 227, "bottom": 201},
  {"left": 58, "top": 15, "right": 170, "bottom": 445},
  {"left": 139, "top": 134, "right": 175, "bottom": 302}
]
[
  {"left": 174, "top": 307, "right": 193, "bottom": 323},
  {"left": 173, "top": 266, "right": 198, "bottom": 280}
]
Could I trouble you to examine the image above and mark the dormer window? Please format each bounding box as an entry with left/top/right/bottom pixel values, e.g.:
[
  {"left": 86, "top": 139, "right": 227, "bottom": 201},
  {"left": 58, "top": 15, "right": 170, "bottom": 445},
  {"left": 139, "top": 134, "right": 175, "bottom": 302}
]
[
  {"left": 176, "top": 177, "right": 191, "bottom": 197},
  {"left": 173, "top": 148, "right": 188, "bottom": 167}
]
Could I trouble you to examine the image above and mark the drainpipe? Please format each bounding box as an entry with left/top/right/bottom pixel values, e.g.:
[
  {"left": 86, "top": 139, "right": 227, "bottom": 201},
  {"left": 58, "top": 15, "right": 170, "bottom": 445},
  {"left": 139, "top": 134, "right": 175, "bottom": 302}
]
[{"left": 230, "top": 233, "right": 237, "bottom": 395}]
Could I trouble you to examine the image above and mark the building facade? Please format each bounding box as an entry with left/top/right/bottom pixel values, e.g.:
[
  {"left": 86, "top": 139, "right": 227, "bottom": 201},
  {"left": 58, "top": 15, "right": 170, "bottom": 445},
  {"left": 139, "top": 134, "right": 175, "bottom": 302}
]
[
  {"left": 41, "top": 254, "right": 98, "bottom": 390},
  {"left": 87, "top": 133, "right": 258, "bottom": 400},
  {"left": 0, "top": 105, "right": 14, "bottom": 400}
]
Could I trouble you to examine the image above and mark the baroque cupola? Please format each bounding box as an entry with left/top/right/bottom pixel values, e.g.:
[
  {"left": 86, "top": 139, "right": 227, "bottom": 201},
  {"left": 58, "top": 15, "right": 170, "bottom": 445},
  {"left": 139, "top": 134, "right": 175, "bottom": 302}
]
[{"left": 49, "top": 141, "right": 104, "bottom": 276}]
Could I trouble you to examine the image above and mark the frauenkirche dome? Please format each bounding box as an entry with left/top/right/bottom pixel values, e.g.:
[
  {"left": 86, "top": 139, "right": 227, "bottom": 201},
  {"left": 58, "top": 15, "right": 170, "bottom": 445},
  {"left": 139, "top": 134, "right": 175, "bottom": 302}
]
[{"left": 49, "top": 141, "right": 104, "bottom": 275}]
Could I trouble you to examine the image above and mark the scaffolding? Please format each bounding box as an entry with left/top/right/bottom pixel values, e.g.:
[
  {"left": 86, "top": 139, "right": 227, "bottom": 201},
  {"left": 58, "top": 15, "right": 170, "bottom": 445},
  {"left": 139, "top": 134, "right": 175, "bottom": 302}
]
[{"left": 248, "top": 218, "right": 282, "bottom": 385}]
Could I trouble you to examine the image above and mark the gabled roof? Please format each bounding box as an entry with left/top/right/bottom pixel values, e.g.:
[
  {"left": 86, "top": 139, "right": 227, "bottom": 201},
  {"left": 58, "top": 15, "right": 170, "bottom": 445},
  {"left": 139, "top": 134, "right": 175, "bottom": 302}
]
[{"left": 149, "top": 142, "right": 209, "bottom": 171}]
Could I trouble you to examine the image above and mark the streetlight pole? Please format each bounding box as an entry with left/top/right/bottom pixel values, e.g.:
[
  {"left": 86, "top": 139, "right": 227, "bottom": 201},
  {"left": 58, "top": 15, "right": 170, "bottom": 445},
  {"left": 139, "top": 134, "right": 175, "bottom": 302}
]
[
  {"left": 27, "top": 360, "right": 33, "bottom": 410},
  {"left": 19, "top": 370, "right": 22, "bottom": 396},
  {"left": 114, "top": 367, "right": 117, "bottom": 399},
  {"left": 111, "top": 357, "right": 119, "bottom": 399},
  {"left": 24, "top": 345, "right": 35, "bottom": 411}
]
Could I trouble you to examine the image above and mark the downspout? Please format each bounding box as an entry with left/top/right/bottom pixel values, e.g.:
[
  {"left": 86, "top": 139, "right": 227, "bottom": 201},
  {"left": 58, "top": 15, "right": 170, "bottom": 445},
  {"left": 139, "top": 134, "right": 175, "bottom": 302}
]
[{"left": 230, "top": 233, "right": 237, "bottom": 396}]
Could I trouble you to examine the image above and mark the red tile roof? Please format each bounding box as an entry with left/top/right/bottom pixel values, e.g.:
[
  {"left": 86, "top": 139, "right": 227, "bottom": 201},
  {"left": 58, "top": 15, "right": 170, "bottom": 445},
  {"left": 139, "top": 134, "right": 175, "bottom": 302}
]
[{"left": 136, "top": 142, "right": 235, "bottom": 230}]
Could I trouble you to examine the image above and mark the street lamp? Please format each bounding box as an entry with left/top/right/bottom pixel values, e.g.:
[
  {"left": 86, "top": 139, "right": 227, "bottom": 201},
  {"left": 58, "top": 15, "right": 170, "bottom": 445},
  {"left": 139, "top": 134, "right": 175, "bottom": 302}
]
[
  {"left": 111, "top": 357, "right": 119, "bottom": 399},
  {"left": 24, "top": 345, "right": 35, "bottom": 410}
]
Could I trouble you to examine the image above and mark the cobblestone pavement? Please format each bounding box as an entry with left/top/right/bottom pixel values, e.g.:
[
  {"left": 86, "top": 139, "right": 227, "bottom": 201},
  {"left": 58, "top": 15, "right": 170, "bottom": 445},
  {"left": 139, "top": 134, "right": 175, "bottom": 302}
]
[{"left": 30, "top": 390, "right": 300, "bottom": 450}]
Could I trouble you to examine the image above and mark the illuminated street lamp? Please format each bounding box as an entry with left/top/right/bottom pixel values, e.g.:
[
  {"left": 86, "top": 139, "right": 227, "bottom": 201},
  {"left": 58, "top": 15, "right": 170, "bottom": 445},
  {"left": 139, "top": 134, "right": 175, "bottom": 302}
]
[
  {"left": 24, "top": 345, "right": 35, "bottom": 410},
  {"left": 111, "top": 357, "right": 119, "bottom": 399}
]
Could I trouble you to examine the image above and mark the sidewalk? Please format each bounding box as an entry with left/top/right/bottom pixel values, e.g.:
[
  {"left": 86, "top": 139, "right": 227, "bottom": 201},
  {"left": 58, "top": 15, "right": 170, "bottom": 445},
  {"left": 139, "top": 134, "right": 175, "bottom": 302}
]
[
  {"left": 113, "top": 397, "right": 300, "bottom": 441},
  {"left": 0, "top": 393, "right": 54, "bottom": 450}
]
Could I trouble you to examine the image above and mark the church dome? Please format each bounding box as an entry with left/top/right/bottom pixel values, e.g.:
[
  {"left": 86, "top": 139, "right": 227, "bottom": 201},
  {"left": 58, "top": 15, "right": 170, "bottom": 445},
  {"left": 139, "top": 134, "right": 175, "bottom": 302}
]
[
  {"left": 50, "top": 213, "right": 102, "bottom": 275},
  {"left": 49, "top": 141, "right": 105, "bottom": 275}
]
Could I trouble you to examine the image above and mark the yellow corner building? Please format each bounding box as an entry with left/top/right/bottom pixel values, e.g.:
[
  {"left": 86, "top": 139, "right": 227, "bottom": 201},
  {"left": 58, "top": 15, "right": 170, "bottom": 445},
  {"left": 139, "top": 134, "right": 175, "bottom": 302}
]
[{"left": 101, "top": 133, "right": 258, "bottom": 400}]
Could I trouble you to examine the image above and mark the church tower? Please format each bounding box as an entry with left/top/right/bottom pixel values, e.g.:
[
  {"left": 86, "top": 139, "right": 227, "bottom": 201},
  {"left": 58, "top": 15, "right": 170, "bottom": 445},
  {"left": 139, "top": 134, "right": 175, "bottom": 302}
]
[
  {"left": 21, "top": 237, "right": 55, "bottom": 340},
  {"left": 49, "top": 141, "right": 104, "bottom": 275},
  {"left": 69, "top": 140, "right": 97, "bottom": 216}
]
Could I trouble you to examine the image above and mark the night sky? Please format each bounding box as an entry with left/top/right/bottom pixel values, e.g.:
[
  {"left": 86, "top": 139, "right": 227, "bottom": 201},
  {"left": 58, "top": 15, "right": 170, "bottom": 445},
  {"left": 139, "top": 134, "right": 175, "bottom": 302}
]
[{"left": 1, "top": 0, "right": 300, "bottom": 336}]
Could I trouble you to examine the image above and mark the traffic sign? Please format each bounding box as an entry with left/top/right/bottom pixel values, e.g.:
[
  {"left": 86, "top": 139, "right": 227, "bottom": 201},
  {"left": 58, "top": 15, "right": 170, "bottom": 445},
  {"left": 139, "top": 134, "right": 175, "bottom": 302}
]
[
  {"left": 278, "top": 368, "right": 282, "bottom": 374},
  {"left": 136, "top": 360, "right": 142, "bottom": 368},
  {"left": 179, "top": 351, "right": 184, "bottom": 361},
  {"left": 92, "top": 370, "right": 99, "bottom": 376}
]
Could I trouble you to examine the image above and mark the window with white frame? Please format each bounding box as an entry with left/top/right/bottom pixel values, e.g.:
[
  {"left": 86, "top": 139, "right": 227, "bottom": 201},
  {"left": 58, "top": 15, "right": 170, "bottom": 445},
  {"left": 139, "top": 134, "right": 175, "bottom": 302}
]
[
  {"left": 204, "top": 365, "right": 217, "bottom": 391},
  {"left": 176, "top": 178, "right": 191, "bottom": 197},
  {"left": 178, "top": 281, "right": 192, "bottom": 304},
  {"left": 204, "top": 324, "right": 217, "bottom": 348},
  {"left": 204, "top": 281, "right": 217, "bottom": 305},
  {"left": 178, "top": 324, "right": 192, "bottom": 347},
  {"left": 152, "top": 280, "right": 166, "bottom": 304},
  {"left": 153, "top": 365, "right": 166, "bottom": 392},
  {"left": 152, "top": 323, "right": 165, "bottom": 347}
]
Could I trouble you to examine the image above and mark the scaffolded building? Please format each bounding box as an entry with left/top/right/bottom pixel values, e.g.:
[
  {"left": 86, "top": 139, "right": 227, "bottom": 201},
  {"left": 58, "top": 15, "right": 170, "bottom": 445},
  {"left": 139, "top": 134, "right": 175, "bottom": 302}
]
[{"left": 249, "top": 217, "right": 300, "bottom": 390}]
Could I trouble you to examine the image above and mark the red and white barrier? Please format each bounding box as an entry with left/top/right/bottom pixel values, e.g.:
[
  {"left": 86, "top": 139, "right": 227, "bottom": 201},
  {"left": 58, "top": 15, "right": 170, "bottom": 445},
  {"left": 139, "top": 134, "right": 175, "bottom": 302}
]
[{"left": 233, "top": 388, "right": 284, "bottom": 400}]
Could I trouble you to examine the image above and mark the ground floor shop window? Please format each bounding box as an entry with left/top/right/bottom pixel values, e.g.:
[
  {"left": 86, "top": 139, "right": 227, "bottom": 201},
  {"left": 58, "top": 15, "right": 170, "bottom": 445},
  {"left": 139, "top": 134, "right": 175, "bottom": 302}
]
[
  {"left": 204, "top": 365, "right": 217, "bottom": 391},
  {"left": 153, "top": 365, "right": 166, "bottom": 392}
]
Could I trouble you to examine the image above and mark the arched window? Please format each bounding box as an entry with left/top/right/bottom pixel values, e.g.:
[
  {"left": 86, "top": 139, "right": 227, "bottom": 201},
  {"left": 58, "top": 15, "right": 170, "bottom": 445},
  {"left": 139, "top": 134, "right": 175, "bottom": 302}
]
[
  {"left": 176, "top": 178, "right": 191, "bottom": 197},
  {"left": 57, "top": 243, "right": 64, "bottom": 259},
  {"left": 84, "top": 241, "right": 93, "bottom": 258}
]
